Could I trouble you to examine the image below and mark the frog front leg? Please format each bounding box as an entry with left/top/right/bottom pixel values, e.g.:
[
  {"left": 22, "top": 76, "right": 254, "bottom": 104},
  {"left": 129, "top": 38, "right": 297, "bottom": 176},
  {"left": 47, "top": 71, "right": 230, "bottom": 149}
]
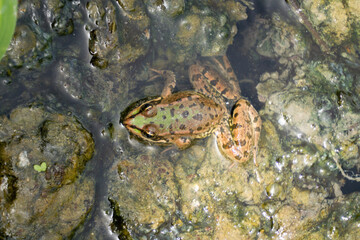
[
  {"left": 215, "top": 99, "right": 262, "bottom": 163},
  {"left": 173, "top": 136, "right": 192, "bottom": 149},
  {"left": 149, "top": 68, "right": 176, "bottom": 97}
]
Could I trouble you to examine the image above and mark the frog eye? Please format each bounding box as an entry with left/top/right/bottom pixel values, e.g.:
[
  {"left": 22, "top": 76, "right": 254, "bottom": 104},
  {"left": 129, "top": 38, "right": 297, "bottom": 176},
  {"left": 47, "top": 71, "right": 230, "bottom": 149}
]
[
  {"left": 142, "top": 124, "right": 158, "bottom": 139},
  {"left": 141, "top": 103, "right": 157, "bottom": 117}
]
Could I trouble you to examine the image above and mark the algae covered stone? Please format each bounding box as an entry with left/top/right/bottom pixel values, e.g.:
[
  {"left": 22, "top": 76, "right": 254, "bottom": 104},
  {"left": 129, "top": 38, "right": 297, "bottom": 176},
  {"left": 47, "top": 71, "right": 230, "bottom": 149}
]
[{"left": 0, "top": 106, "right": 95, "bottom": 238}]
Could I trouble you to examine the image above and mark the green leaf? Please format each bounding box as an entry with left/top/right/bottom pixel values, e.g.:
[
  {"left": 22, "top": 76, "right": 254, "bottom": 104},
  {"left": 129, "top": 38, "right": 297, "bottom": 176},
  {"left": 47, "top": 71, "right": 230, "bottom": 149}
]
[
  {"left": 0, "top": 0, "right": 18, "bottom": 60},
  {"left": 34, "top": 162, "right": 47, "bottom": 172}
]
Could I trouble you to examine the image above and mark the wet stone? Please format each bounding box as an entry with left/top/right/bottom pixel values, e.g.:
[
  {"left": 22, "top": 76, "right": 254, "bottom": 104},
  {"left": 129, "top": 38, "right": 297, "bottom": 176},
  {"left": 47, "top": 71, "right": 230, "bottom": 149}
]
[{"left": 0, "top": 106, "right": 95, "bottom": 239}]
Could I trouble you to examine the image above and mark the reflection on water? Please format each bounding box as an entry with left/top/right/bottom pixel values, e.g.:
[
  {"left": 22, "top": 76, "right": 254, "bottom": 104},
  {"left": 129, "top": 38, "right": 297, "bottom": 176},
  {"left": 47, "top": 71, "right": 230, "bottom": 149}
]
[{"left": 0, "top": 0, "right": 360, "bottom": 239}]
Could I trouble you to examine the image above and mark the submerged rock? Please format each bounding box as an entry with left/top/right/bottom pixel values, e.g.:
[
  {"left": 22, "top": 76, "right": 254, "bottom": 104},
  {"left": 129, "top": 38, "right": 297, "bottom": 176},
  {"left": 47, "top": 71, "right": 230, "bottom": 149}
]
[
  {"left": 0, "top": 0, "right": 79, "bottom": 73},
  {"left": 87, "top": 0, "right": 150, "bottom": 69},
  {"left": 145, "top": 0, "right": 249, "bottom": 64},
  {"left": 0, "top": 106, "right": 95, "bottom": 238},
  {"left": 108, "top": 151, "right": 177, "bottom": 236},
  {"left": 288, "top": 0, "right": 360, "bottom": 66}
]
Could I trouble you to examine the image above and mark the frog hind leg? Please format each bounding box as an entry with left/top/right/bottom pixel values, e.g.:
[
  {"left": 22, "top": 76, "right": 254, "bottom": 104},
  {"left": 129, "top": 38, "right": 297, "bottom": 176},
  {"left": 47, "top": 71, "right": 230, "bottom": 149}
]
[
  {"left": 211, "top": 56, "right": 241, "bottom": 97},
  {"left": 215, "top": 117, "right": 246, "bottom": 162},
  {"left": 222, "top": 56, "right": 242, "bottom": 96},
  {"left": 215, "top": 99, "right": 261, "bottom": 164},
  {"left": 149, "top": 68, "right": 176, "bottom": 97},
  {"left": 189, "top": 63, "right": 240, "bottom": 101},
  {"left": 231, "top": 99, "right": 262, "bottom": 164}
]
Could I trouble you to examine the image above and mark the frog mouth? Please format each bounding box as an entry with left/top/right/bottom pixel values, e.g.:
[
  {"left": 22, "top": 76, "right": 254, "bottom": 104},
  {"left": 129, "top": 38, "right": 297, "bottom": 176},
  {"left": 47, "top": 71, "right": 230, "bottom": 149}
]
[{"left": 121, "top": 117, "right": 136, "bottom": 130}]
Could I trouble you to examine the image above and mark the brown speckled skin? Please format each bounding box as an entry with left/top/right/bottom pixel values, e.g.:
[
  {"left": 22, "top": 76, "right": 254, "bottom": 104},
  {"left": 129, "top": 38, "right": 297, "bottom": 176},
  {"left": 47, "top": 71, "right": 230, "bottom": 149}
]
[{"left": 123, "top": 56, "right": 262, "bottom": 163}]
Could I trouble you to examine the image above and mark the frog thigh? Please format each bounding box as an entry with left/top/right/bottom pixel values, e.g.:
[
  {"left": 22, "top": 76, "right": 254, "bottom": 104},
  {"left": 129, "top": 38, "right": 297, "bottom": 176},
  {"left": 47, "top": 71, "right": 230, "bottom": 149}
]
[{"left": 210, "top": 56, "right": 242, "bottom": 98}]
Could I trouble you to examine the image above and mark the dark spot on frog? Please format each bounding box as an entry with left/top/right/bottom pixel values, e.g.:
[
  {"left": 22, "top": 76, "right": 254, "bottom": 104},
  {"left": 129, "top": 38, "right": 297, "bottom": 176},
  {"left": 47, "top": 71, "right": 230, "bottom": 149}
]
[
  {"left": 226, "top": 67, "right": 232, "bottom": 73},
  {"left": 222, "top": 141, "right": 233, "bottom": 149},
  {"left": 181, "top": 137, "right": 188, "bottom": 143},
  {"left": 187, "top": 96, "right": 193, "bottom": 101},
  {"left": 197, "top": 127, "right": 202, "bottom": 131},
  {"left": 162, "top": 115, "right": 166, "bottom": 120},
  {"left": 202, "top": 66, "right": 211, "bottom": 75},
  {"left": 189, "top": 129, "right": 194, "bottom": 134},
  {"left": 209, "top": 114, "right": 214, "bottom": 119},
  {"left": 254, "top": 116, "right": 259, "bottom": 122},
  {"left": 192, "top": 113, "right": 203, "bottom": 121},
  {"left": 234, "top": 112, "right": 239, "bottom": 118},
  {"left": 244, "top": 151, "right": 249, "bottom": 157},
  {"left": 189, "top": 103, "right": 197, "bottom": 108},
  {"left": 160, "top": 124, "right": 164, "bottom": 128},
  {"left": 170, "top": 108, "right": 175, "bottom": 117},
  {"left": 235, "top": 103, "right": 242, "bottom": 108},
  {"left": 179, "top": 124, "right": 186, "bottom": 130},
  {"left": 233, "top": 123, "right": 242, "bottom": 129},
  {"left": 221, "top": 89, "right": 228, "bottom": 95},
  {"left": 219, "top": 127, "right": 225, "bottom": 133},
  {"left": 169, "top": 124, "right": 173, "bottom": 130},
  {"left": 240, "top": 139, "right": 246, "bottom": 146},
  {"left": 160, "top": 107, "right": 165, "bottom": 111},
  {"left": 170, "top": 130, "right": 175, "bottom": 135},
  {"left": 200, "top": 102, "right": 205, "bottom": 109},
  {"left": 205, "top": 122, "right": 210, "bottom": 127},
  {"left": 235, "top": 155, "right": 242, "bottom": 160},
  {"left": 204, "top": 85, "right": 211, "bottom": 93},
  {"left": 210, "top": 78, "right": 219, "bottom": 86},
  {"left": 182, "top": 110, "right": 189, "bottom": 118},
  {"left": 255, "top": 127, "right": 261, "bottom": 132},
  {"left": 179, "top": 104, "right": 184, "bottom": 109},
  {"left": 192, "top": 74, "right": 202, "bottom": 82}
]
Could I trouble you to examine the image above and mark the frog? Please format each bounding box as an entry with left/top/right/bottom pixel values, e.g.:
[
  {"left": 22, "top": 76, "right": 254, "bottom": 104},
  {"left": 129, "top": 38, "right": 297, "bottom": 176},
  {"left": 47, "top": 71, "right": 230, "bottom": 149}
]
[{"left": 121, "top": 56, "right": 261, "bottom": 163}]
